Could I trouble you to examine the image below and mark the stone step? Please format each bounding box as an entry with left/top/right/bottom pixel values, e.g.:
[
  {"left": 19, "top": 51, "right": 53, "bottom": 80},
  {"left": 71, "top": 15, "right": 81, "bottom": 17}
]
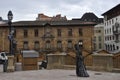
[
  {"left": 62, "top": 65, "right": 76, "bottom": 70},
  {"left": 112, "top": 68, "right": 120, "bottom": 73}
]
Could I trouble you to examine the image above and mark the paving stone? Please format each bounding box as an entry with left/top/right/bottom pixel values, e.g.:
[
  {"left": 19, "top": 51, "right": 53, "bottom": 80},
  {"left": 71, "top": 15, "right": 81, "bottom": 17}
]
[{"left": 0, "top": 65, "right": 120, "bottom": 80}]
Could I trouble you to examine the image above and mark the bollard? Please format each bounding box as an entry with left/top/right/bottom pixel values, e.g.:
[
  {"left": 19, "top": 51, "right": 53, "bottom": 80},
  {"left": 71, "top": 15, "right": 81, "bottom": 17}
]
[{"left": 3, "top": 60, "right": 8, "bottom": 72}]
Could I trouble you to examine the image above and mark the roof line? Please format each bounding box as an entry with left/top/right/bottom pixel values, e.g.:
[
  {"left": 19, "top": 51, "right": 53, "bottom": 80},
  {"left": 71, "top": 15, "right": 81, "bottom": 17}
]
[{"left": 102, "top": 4, "right": 120, "bottom": 16}]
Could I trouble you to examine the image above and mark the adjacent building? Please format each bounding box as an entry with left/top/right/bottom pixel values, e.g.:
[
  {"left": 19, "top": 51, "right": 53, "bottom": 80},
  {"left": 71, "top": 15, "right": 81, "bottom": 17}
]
[
  {"left": 93, "top": 23, "right": 104, "bottom": 51},
  {"left": 72, "top": 12, "right": 103, "bottom": 24},
  {"left": 102, "top": 4, "right": 120, "bottom": 53},
  {"left": 0, "top": 17, "right": 8, "bottom": 24},
  {"left": 36, "top": 13, "right": 67, "bottom": 21},
  {"left": 72, "top": 12, "right": 104, "bottom": 52}
]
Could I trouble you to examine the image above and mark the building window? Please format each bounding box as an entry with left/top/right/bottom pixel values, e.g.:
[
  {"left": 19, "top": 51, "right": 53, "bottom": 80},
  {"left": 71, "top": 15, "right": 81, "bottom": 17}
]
[
  {"left": 97, "top": 30, "right": 101, "bottom": 33},
  {"left": 110, "top": 45, "right": 112, "bottom": 51},
  {"left": 107, "top": 36, "right": 108, "bottom": 41},
  {"left": 105, "top": 44, "right": 107, "bottom": 50},
  {"left": 107, "top": 21, "right": 108, "bottom": 26},
  {"left": 108, "top": 45, "right": 110, "bottom": 51},
  {"left": 105, "top": 29, "right": 106, "bottom": 34},
  {"left": 94, "top": 43, "right": 96, "bottom": 51},
  {"left": 110, "top": 36, "right": 111, "bottom": 40},
  {"left": 57, "top": 41, "right": 62, "bottom": 48},
  {"left": 57, "top": 29, "right": 61, "bottom": 37},
  {"left": 34, "top": 41, "right": 40, "bottom": 50},
  {"left": 116, "top": 18, "right": 118, "bottom": 21},
  {"left": 107, "top": 36, "right": 109, "bottom": 41},
  {"left": 99, "top": 43, "right": 102, "bottom": 49},
  {"left": 23, "top": 41, "right": 28, "bottom": 50},
  {"left": 112, "top": 19, "right": 114, "bottom": 24},
  {"left": 79, "top": 28, "right": 83, "bottom": 36},
  {"left": 113, "top": 45, "right": 115, "bottom": 50},
  {"left": 105, "top": 36, "right": 107, "bottom": 41},
  {"left": 110, "top": 28, "right": 111, "bottom": 33},
  {"left": 113, "top": 36, "right": 114, "bottom": 40},
  {"left": 109, "top": 20, "right": 111, "bottom": 25},
  {"left": 105, "top": 23, "right": 106, "bottom": 26},
  {"left": 68, "top": 40, "right": 72, "bottom": 48},
  {"left": 107, "top": 29, "right": 109, "bottom": 34},
  {"left": 68, "top": 28, "right": 72, "bottom": 36},
  {"left": 45, "top": 41, "right": 51, "bottom": 49},
  {"left": 96, "top": 30, "right": 101, "bottom": 33},
  {"left": 105, "top": 36, "right": 106, "bottom": 41},
  {"left": 117, "top": 46, "right": 119, "bottom": 50},
  {"left": 98, "top": 36, "right": 101, "bottom": 41},
  {"left": 34, "top": 29, "right": 39, "bottom": 37},
  {"left": 24, "top": 29, "right": 28, "bottom": 38},
  {"left": 106, "top": 36, "right": 108, "bottom": 41},
  {"left": 94, "top": 37, "right": 96, "bottom": 42}
]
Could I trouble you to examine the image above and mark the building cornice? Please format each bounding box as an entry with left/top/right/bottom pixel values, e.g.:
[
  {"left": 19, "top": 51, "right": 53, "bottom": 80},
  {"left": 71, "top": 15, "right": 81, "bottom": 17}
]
[{"left": 0, "top": 20, "right": 96, "bottom": 27}]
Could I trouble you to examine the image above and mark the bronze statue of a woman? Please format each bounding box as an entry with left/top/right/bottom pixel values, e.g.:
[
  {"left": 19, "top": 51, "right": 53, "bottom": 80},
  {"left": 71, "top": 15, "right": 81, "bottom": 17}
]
[{"left": 74, "top": 43, "right": 89, "bottom": 77}]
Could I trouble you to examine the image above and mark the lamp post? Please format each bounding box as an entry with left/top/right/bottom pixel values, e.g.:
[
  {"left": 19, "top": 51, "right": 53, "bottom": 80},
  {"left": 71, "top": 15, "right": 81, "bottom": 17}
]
[
  {"left": 8, "top": 10, "right": 13, "bottom": 55},
  {"left": 5, "top": 11, "right": 15, "bottom": 72}
]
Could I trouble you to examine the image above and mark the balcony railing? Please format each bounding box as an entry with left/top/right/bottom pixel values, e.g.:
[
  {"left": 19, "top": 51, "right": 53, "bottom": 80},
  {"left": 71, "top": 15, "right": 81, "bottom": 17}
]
[
  {"left": 113, "top": 22, "right": 120, "bottom": 35},
  {"left": 113, "top": 30, "right": 120, "bottom": 35},
  {"left": 115, "top": 39, "right": 120, "bottom": 43}
]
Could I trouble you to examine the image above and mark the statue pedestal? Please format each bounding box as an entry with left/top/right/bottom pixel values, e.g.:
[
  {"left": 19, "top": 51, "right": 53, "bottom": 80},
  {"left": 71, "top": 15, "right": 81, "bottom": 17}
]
[{"left": 7, "top": 56, "right": 15, "bottom": 72}]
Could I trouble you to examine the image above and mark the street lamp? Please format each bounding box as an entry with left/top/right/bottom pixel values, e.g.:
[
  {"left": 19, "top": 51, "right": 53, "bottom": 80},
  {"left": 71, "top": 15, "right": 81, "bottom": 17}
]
[
  {"left": 8, "top": 10, "right": 13, "bottom": 55},
  {"left": 8, "top": 11, "right": 13, "bottom": 22}
]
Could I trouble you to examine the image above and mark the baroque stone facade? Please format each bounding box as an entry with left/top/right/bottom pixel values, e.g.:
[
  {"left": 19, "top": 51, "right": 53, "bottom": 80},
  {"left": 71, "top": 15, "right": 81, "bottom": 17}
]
[{"left": 0, "top": 20, "right": 96, "bottom": 66}]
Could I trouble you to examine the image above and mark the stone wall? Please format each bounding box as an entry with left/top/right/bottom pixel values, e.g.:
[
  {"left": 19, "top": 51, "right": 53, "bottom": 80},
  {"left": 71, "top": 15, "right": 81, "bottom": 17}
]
[
  {"left": 113, "top": 53, "right": 120, "bottom": 68},
  {"left": 92, "top": 54, "right": 113, "bottom": 72},
  {"left": 47, "top": 54, "right": 66, "bottom": 69},
  {"left": 0, "top": 25, "right": 94, "bottom": 53}
]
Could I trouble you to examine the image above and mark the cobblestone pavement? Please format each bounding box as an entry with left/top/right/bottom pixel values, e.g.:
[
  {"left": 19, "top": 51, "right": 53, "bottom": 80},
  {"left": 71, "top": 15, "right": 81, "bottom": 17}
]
[{"left": 0, "top": 65, "right": 120, "bottom": 80}]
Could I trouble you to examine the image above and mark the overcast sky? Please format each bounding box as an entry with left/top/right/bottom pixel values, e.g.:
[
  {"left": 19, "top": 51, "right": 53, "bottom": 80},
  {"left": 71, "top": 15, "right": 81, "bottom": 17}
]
[{"left": 0, "top": 0, "right": 119, "bottom": 21}]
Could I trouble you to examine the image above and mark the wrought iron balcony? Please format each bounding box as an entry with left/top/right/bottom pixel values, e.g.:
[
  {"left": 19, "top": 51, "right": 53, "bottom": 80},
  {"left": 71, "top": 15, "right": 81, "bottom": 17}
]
[
  {"left": 113, "top": 22, "right": 120, "bottom": 35},
  {"left": 113, "top": 30, "right": 120, "bottom": 35},
  {"left": 115, "top": 39, "right": 120, "bottom": 43}
]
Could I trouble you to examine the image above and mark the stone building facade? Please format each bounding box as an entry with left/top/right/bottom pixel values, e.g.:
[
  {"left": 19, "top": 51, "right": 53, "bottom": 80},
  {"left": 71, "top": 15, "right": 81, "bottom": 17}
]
[{"left": 0, "top": 20, "right": 96, "bottom": 66}]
